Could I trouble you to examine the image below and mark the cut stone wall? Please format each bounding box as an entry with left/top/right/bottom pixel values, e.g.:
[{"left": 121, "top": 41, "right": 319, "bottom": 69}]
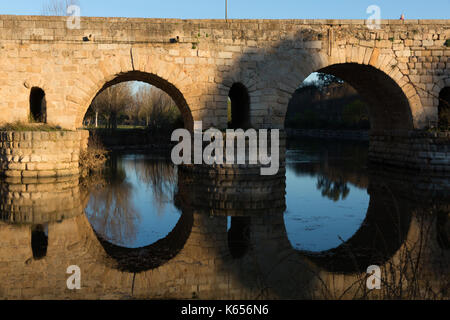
[
  {"left": 0, "top": 16, "right": 447, "bottom": 172},
  {"left": 369, "top": 131, "right": 450, "bottom": 171},
  {"left": 0, "top": 16, "right": 448, "bottom": 131},
  {"left": 0, "top": 130, "right": 89, "bottom": 179}
]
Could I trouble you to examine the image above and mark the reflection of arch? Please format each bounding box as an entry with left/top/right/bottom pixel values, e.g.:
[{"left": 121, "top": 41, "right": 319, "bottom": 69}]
[
  {"left": 300, "top": 185, "right": 412, "bottom": 273},
  {"left": 94, "top": 210, "right": 193, "bottom": 273},
  {"left": 78, "top": 70, "right": 194, "bottom": 130},
  {"left": 228, "top": 83, "right": 251, "bottom": 129},
  {"left": 309, "top": 63, "right": 414, "bottom": 132}
]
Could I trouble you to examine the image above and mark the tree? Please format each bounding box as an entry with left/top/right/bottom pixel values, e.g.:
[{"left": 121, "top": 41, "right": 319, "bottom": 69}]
[
  {"left": 135, "top": 85, "right": 182, "bottom": 131},
  {"left": 316, "top": 175, "right": 350, "bottom": 202},
  {"left": 342, "top": 99, "right": 370, "bottom": 129},
  {"left": 41, "top": 0, "right": 80, "bottom": 16},
  {"left": 85, "top": 156, "right": 139, "bottom": 246},
  {"left": 123, "top": 100, "right": 141, "bottom": 127},
  {"left": 135, "top": 85, "right": 153, "bottom": 127},
  {"left": 132, "top": 159, "right": 177, "bottom": 216},
  {"left": 90, "top": 83, "right": 133, "bottom": 130},
  {"left": 83, "top": 82, "right": 183, "bottom": 131},
  {"left": 84, "top": 99, "right": 101, "bottom": 128},
  {"left": 316, "top": 73, "right": 343, "bottom": 88}
]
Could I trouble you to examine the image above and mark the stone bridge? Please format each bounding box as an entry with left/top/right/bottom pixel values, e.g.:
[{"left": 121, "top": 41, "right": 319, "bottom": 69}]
[{"left": 0, "top": 15, "right": 449, "bottom": 176}]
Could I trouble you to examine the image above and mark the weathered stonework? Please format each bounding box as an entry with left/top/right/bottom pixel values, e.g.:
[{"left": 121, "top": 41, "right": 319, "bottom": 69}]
[
  {"left": 0, "top": 16, "right": 448, "bottom": 172},
  {"left": 370, "top": 130, "right": 450, "bottom": 171},
  {"left": 0, "top": 130, "right": 89, "bottom": 179},
  {"left": 0, "top": 16, "right": 448, "bottom": 130}
]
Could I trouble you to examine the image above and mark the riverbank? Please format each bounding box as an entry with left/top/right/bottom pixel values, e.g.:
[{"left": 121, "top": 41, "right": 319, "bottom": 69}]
[
  {"left": 87, "top": 128, "right": 175, "bottom": 153},
  {"left": 286, "top": 128, "right": 369, "bottom": 141}
]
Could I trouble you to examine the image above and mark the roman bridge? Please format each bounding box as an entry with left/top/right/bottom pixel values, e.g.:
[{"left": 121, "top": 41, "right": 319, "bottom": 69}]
[{"left": 0, "top": 15, "right": 449, "bottom": 177}]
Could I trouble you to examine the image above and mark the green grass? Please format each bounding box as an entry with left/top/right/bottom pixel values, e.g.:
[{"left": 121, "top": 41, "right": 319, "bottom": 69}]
[{"left": 0, "top": 122, "right": 65, "bottom": 132}]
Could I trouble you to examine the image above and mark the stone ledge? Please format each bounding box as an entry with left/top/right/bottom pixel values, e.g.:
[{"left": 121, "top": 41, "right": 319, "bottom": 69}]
[
  {"left": 369, "top": 131, "right": 450, "bottom": 171},
  {"left": 0, "top": 15, "right": 448, "bottom": 25}
]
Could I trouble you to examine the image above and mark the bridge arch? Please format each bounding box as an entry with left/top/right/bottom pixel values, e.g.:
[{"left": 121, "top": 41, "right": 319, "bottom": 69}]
[
  {"left": 68, "top": 54, "right": 196, "bottom": 131},
  {"left": 78, "top": 70, "right": 194, "bottom": 131},
  {"left": 281, "top": 62, "right": 415, "bottom": 132},
  {"left": 319, "top": 63, "right": 414, "bottom": 132},
  {"left": 274, "top": 46, "right": 424, "bottom": 131}
]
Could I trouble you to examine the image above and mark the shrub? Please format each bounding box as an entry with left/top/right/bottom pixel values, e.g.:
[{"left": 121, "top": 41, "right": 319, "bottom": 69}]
[{"left": 79, "top": 132, "right": 109, "bottom": 177}]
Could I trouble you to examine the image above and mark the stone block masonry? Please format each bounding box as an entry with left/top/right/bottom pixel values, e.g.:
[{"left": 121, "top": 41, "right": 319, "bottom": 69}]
[
  {"left": 0, "top": 130, "right": 89, "bottom": 179},
  {"left": 370, "top": 130, "right": 450, "bottom": 171},
  {"left": 0, "top": 15, "right": 448, "bottom": 172},
  {"left": 0, "top": 16, "right": 447, "bottom": 131}
]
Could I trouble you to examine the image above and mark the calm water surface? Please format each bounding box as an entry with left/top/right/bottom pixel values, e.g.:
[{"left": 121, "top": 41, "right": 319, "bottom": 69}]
[
  {"left": 85, "top": 139, "right": 370, "bottom": 252},
  {"left": 85, "top": 154, "right": 181, "bottom": 248},
  {"left": 0, "top": 137, "right": 448, "bottom": 299}
]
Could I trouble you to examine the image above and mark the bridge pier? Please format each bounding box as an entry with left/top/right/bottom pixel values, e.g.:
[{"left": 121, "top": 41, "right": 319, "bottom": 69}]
[
  {"left": 0, "top": 130, "right": 89, "bottom": 180},
  {"left": 369, "top": 130, "right": 450, "bottom": 171}
]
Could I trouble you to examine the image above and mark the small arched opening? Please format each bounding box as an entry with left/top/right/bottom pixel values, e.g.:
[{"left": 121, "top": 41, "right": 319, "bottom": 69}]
[
  {"left": 29, "top": 87, "right": 47, "bottom": 123},
  {"left": 228, "top": 83, "right": 251, "bottom": 129},
  {"left": 438, "top": 87, "right": 450, "bottom": 130}
]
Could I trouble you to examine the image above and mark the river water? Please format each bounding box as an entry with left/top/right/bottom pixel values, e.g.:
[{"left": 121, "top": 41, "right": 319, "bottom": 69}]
[
  {"left": 0, "top": 137, "right": 448, "bottom": 299},
  {"left": 85, "top": 139, "right": 370, "bottom": 253}
]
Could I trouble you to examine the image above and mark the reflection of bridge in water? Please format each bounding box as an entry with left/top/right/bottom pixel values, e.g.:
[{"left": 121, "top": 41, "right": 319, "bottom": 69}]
[{"left": 0, "top": 163, "right": 448, "bottom": 299}]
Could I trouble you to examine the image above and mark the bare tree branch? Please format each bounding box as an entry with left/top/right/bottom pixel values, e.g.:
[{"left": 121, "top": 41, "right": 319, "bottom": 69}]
[{"left": 41, "top": 0, "right": 80, "bottom": 16}]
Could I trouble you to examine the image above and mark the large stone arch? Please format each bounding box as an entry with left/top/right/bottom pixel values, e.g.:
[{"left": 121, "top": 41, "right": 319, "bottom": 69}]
[
  {"left": 275, "top": 46, "right": 424, "bottom": 131},
  {"left": 67, "top": 54, "right": 195, "bottom": 131}
]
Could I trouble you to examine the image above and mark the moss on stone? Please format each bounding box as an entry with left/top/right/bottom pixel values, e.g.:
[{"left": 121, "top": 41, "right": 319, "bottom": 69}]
[{"left": 0, "top": 122, "right": 66, "bottom": 132}]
